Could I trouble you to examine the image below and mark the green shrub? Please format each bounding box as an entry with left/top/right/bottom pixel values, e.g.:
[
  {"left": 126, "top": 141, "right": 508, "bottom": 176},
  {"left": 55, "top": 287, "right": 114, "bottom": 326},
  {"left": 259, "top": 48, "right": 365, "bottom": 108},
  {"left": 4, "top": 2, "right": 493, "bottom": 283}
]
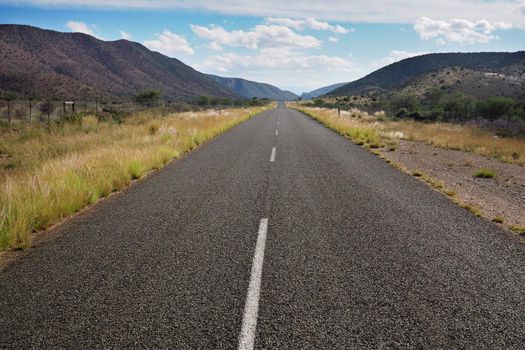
[{"left": 473, "top": 168, "right": 496, "bottom": 178}]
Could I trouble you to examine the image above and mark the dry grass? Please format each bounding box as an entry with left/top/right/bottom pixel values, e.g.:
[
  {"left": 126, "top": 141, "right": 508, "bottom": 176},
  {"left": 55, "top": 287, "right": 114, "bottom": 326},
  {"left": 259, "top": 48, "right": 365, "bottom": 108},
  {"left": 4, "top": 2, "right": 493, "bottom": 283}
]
[
  {"left": 289, "top": 104, "right": 525, "bottom": 166},
  {"left": 0, "top": 106, "right": 267, "bottom": 250},
  {"left": 290, "top": 105, "right": 387, "bottom": 149}
]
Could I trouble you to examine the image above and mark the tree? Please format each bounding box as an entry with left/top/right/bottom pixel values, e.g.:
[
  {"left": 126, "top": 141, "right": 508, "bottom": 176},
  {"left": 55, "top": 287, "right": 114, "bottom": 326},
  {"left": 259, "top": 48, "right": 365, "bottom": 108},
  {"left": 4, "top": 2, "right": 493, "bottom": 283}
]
[
  {"left": 476, "top": 96, "right": 516, "bottom": 128},
  {"left": 443, "top": 93, "right": 474, "bottom": 122},
  {"left": 425, "top": 87, "right": 445, "bottom": 107},
  {"left": 133, "top": 90, "right": 162, "bottom": 106},
  {"left": 389, "top": 94, "right": 419, "bottom": 117},
  {"left": 391, "top": 94, "right": 419, "bottom": 112},
  {"left": 196, "top": 96, "right": 210, "bottom": 106}
]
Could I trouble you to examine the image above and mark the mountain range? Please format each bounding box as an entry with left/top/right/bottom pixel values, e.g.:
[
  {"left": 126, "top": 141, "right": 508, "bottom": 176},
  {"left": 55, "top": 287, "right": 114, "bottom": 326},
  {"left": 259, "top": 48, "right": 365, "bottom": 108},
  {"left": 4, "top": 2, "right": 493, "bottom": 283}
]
[
  {"left": 328, "top": 52, "right": 525, "bottom": 98},
  {"left": 300, "top": 82, "right": 348, "bottom": 100},
  {"left": 2, "top": 25, "right": 524, "bottom": 103},
  {"left": 0, "top": 25, "right": 295, "bottom": 101},
  {"left": 207, "top": 75, "right": 297, "bottom": 100}
]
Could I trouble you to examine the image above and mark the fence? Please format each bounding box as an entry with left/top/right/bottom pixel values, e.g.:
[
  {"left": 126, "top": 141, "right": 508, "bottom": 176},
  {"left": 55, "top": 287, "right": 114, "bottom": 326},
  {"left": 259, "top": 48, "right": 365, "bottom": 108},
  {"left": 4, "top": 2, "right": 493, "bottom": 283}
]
[{"left": 0, "top": 99, "right": 157, "bottom": 124}]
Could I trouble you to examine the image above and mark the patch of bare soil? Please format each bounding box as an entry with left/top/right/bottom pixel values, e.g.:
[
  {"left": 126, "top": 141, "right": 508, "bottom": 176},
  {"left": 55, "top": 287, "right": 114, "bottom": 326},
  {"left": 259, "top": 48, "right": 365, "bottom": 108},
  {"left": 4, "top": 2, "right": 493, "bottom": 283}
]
[{"left": 381, "top": 140, "right": 525, "bottom": 229}]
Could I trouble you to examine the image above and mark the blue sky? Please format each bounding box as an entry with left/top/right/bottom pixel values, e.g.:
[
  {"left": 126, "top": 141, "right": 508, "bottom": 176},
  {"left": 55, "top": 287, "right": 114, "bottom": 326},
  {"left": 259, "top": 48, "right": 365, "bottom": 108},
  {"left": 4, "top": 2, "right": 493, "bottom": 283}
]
[{"left": 1, "top": 1, "right": 524, "bottom": 94}]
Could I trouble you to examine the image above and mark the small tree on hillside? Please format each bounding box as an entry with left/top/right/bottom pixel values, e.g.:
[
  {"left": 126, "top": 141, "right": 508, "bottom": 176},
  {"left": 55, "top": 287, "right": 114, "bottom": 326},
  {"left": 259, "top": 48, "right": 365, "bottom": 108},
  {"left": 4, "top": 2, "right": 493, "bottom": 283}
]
[{"left": 133, "top": 90, "right": 162, "bottom": 106}]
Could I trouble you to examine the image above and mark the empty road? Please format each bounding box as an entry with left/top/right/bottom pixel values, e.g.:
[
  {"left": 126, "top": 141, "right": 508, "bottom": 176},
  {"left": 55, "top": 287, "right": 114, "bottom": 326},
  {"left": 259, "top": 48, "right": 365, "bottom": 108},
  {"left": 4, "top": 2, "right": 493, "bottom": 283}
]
[{"left": 1, "top": 103, "right": 524, "bottom": 349}]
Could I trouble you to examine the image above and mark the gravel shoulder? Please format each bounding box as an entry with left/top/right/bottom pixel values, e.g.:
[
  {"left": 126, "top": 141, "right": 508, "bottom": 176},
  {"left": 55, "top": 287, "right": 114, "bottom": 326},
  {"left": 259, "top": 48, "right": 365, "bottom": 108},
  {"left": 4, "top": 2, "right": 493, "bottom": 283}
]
[{"left": 380, "top": 140, "right": 525, "bottom": 229}]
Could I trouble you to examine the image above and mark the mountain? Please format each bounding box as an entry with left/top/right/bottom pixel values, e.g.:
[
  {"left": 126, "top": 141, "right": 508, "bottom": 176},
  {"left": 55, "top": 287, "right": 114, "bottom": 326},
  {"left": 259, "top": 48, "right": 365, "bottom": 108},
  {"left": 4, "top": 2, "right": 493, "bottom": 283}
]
[
  {"left": 329, "top": 52, "right": 525, "bottom": 97},
  {"left": 0, "top": 24, "right": 238, "bottom": 100},
  {"left": 301, "top": 82, "right": 348, "bottom": 100},
  {"left": 397, "top": 65, "right": 525, "bottom": 99},
  {"left": 207, "top": 75, "right": 297, "bottom": 100}
]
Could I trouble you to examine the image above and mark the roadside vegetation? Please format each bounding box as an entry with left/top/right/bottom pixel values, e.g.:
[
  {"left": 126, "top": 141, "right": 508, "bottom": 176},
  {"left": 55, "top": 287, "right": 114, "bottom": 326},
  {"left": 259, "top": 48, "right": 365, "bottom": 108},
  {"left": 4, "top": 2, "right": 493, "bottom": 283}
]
[
  {"left": 289, "top": 103, "right": 524, "bottom": 165},
  {"left": 0, "top": 106, "right": 268, "bottom": 251},
  {"left": 305, "top": 89, "right": 525, "bottom": 131}
]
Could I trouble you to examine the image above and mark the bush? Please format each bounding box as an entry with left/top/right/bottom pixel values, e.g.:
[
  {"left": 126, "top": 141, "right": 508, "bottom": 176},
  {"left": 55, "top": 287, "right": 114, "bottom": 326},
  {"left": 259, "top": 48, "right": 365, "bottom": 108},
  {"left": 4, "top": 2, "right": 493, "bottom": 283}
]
[
  {"left": 134, "top": 90, "right": 162, "bottom": 106},
  {"left": 473, "top": 168, "right": 496, "bottom": 178},
  {"left": 395, "top": 108, "right": 409, "bottom": 119}
]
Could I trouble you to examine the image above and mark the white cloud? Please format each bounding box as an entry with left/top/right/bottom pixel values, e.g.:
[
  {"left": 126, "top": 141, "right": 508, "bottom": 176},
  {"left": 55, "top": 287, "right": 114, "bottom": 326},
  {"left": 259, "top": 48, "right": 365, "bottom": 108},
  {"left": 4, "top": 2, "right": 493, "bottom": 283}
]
[
  {"left": 12, "top": 1, "right": 525, "bottom": 26},
  {"left": 143, "top": 30, "right": 194, "bottom": 55},
  {"left": 66, "top": 21, "right": 96, "bottom": 36},
  {"left": 374, "top": 50, "right": 429, "bottom": 67},
  {"left": 194, "top": 50, "right": 355, "bottom": 92},
  {"left": 414, "top": 17, "right": 512, "bottom": 44},
  {"left": 206, "top": 41, "right": 224, "bottom": 51},
  {"left": 118, "top": 30, "right": 132, "bottom": 40},
  {"left": 328, "top": 36, "right": 339, "bottom": 42},
  {"left": 190, "top": 24, "right": 320, "bottom": 50},
  {"left": 265, "top": 17, "right": 352, "bottom": 33}
]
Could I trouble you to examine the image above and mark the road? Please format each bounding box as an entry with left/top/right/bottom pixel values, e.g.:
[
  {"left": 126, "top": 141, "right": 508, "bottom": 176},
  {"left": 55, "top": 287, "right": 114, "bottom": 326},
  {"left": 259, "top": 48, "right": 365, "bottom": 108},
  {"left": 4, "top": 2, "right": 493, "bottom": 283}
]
[{"left": 1, "top": 103, "right": 525, "bottom": 349}]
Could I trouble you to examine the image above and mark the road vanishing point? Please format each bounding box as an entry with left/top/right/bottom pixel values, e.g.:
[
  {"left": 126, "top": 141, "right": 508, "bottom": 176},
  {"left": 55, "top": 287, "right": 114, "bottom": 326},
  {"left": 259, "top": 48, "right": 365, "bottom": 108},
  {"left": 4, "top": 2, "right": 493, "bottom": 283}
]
[{"left": 1, "top": 103, "right": 525, "bottom": 349}]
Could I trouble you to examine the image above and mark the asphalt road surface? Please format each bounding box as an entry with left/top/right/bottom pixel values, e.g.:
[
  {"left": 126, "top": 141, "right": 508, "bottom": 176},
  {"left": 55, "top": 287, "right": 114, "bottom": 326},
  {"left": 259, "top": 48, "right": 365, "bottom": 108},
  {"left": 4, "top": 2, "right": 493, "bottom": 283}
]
[{"left": 1, "top": 103, "right": 524, "bottom": 349}]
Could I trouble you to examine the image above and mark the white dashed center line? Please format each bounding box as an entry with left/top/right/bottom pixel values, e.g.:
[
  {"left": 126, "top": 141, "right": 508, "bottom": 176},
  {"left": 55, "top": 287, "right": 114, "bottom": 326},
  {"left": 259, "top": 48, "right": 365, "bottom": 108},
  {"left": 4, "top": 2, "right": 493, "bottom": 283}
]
[
  {"left": 238, "top": 218, "right": 269, "bottom": 350},
  {"left": 275, "top": 130, "right": 278, "bottom": 136},
  {"left": 270, "top": 147, "right": 276, "bottom": 162}
]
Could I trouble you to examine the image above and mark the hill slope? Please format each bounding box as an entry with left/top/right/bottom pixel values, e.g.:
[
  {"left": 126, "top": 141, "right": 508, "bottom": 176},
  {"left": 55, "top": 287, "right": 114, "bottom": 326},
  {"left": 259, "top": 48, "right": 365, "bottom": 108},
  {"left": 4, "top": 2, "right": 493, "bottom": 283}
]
[
  {"left": 397, "top": 65, "right": 525, "bottom": 99},
  {"left": 329, "top": 52, "right": 525, "bottom": 97},
  {"left": 301, "top": 82, "right": 347, "bottom": 100},
  {"left": 207, "top": 75, "right": 297, "bottom": 100},
  {"left": 0, "top": 24, "right": 237, "bottom": 100}
]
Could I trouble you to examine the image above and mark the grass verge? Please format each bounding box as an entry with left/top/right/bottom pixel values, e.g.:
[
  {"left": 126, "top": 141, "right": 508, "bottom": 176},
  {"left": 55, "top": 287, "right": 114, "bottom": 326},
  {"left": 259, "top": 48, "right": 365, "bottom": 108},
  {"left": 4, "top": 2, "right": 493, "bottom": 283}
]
[
  {"left": 288, "top": 104, "right": 524, "bottom": 165},
  {"left": 0, "top": 106, "right": 267, "bottom": 250}
]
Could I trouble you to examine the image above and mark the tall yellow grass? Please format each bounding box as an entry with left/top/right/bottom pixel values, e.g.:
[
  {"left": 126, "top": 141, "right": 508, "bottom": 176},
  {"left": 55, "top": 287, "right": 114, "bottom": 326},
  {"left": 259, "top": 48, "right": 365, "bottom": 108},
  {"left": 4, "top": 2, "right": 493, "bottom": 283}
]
[
  {"left": 0, "top": 107, "right": 266, "bottom": 250},
  {"left": 290, "top": 104, "right": 525, "bottom": 166},
  {"left": 291, "top": 106, "right": 388, "bottom": 148}
]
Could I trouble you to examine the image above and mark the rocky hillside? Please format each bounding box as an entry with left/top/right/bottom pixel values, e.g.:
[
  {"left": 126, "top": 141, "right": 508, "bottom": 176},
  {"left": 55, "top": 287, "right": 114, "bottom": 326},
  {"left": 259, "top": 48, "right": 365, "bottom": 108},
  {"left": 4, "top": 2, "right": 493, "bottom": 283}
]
[
  {"left": 0, "top": 24, "right": 237, "bottom": 100},
  {"left": 329, "top": 52, "right": 525, "bottom": 98}
]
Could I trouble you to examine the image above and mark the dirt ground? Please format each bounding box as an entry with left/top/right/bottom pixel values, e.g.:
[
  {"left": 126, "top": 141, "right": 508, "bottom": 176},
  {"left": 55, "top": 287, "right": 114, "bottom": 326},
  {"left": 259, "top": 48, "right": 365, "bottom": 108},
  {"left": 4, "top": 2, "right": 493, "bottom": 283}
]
[{"left": 380, "top": 140, "right": 525, "bottom": 229}]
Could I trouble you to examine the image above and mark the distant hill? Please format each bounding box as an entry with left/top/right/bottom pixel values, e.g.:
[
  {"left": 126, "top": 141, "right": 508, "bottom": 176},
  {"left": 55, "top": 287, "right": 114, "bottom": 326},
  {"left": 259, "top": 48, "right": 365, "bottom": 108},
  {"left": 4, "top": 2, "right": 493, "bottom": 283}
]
[
  {"left": 329, "top": 52, "right": 525, "bottom": 98},
  {"left": 207, "top": 75, "right": 297, "bottom": 100},
  {"left": 0, "top": 24, "right": 238, "bottom": 100},
  {"left": 301, "top": 82, "right": 347, "bottom": 100}
]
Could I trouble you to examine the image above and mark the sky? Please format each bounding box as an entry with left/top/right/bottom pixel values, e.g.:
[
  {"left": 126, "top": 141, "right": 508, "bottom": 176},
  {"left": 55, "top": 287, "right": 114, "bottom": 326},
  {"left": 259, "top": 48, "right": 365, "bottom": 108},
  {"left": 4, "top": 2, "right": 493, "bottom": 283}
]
[{"left": 0, "top": 1, "right": 524, "bottom": 94}]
